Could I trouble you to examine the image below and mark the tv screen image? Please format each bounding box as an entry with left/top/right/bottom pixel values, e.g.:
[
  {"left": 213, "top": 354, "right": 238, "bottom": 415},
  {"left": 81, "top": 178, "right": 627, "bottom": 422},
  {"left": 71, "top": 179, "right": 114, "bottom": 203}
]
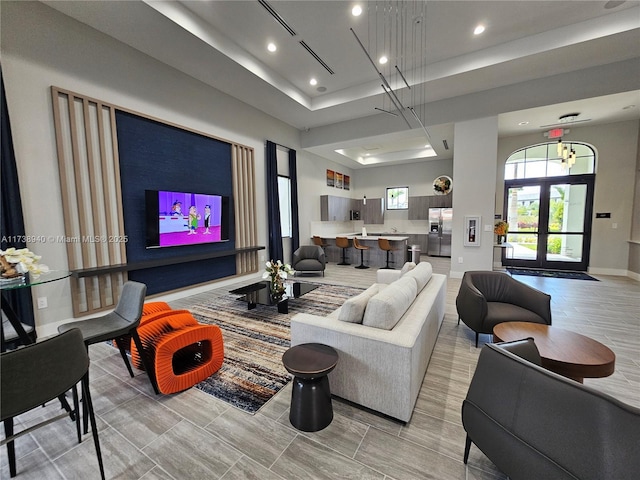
[{"left": 145, "top": 190, "right": 230, "bottom": 248}]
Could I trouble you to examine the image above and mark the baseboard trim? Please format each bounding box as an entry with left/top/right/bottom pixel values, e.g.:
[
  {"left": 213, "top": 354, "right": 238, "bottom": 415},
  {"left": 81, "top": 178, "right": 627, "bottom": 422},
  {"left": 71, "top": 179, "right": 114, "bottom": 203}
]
[{"left": 587, "top": 267, "right": 629, "bottom": 277}]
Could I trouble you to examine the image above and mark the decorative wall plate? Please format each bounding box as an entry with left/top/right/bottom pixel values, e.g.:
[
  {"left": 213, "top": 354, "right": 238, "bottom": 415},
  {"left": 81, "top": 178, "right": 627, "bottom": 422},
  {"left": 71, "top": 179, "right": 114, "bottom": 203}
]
[{"left": 433, "top": 175, "right": 452, "bottom": 195}]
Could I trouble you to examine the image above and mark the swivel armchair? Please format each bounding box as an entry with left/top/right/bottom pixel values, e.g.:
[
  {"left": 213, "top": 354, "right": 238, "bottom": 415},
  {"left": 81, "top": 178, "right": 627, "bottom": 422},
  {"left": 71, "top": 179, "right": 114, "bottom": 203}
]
[
  {"left": 292, "top": 245, "right": 326, "bottom": 276},
  {"left": 456, "top": 271, "right": 551, "bottom": 347}
]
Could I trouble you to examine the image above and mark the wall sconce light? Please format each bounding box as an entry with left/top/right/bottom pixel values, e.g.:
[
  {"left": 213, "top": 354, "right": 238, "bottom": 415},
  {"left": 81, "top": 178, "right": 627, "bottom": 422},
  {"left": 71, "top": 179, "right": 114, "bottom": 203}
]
[{"left": 363, "top": 195, "right": 367, "bottom": 205}]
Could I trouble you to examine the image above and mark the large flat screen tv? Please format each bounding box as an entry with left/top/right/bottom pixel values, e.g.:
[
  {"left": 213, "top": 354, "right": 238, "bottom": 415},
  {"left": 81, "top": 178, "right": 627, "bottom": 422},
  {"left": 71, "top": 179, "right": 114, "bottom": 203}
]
[{"left": 145, "top": 190, "right": 230, "bottom": 248}]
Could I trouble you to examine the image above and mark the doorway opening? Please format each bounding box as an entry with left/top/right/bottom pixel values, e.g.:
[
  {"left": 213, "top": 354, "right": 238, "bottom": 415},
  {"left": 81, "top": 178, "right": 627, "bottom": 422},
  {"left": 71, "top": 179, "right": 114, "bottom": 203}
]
[{"left": 502, "top": 142, "right": 596, "bottom": 272}]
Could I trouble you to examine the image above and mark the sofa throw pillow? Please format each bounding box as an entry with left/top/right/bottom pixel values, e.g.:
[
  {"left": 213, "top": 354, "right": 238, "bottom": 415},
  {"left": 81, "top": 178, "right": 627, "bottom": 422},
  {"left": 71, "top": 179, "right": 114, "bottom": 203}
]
[
  {"left": 338, "top": 285, "right": 379, "bottom": 323},
  {"left": 400, "top": 262, "right": 416, "bottom": 276},
  {"left": 402, "top": 261, "right": 432, "bottom": 292},
  {"left": 362, "top": 277, "right": 417, "bottom": 330}
]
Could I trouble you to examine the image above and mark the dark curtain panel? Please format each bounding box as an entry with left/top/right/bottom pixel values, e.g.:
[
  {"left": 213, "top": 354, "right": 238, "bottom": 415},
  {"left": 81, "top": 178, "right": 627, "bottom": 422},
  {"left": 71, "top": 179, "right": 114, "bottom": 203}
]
[
  {"left": 289, "top": 148, "right": 300, "bottom": 253},
  {"left": 266, "top": 140, "right": 283, "bottom": 262},
  {"left": 1, "top": 71, "right": 35, "bottom": 328}
]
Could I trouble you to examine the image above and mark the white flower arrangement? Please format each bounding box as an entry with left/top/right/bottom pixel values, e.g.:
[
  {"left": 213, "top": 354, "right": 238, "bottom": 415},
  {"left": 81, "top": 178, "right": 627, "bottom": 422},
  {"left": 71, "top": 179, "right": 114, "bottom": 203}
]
[
  {"left": 0, "top": 247, "right": 50, "bottom": 278},
  {"left": 262, "top": 260, "right": 295, "bottom": 281}
]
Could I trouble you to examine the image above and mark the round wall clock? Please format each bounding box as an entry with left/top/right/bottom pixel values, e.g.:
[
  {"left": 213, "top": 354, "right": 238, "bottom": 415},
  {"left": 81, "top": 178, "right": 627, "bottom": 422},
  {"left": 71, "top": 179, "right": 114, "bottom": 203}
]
[{"left": 433, "top": 175, "right": 452, "bottom": 195}]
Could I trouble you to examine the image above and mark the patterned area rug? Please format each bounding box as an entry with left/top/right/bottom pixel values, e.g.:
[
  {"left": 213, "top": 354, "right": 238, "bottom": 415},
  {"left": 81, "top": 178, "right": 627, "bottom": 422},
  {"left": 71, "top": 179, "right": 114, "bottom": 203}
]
[
  {"left": 507, "top": 268, "right": 599, "bottom": 281},
  {"left": 188, "top": 283, "right": 364, "bottom": 414}
]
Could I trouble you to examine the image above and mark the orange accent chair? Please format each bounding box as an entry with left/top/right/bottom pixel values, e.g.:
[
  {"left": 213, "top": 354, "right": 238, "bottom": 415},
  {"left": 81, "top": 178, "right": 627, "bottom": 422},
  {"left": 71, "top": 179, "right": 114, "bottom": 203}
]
[{"left": 130, "top": 304, "right": 224, "bottom": 394}]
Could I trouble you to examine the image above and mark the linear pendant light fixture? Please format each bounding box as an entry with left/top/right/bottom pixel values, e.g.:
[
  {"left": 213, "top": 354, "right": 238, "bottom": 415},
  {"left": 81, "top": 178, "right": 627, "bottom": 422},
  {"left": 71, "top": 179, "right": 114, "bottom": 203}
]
[{"left": 350, "top": 1, "right": 432, "bottom": 142}]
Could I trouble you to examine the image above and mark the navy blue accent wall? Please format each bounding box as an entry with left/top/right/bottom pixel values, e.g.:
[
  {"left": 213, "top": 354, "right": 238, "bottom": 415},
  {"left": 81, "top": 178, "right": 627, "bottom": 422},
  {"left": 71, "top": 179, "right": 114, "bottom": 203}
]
[{"left": 115, "top": 111, "right": 235, "bottom": 295}]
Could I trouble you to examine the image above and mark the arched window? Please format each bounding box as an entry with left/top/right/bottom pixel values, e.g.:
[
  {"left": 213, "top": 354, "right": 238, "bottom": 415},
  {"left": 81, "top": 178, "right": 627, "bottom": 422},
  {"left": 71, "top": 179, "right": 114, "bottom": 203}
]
[{"left": 505, "top": 142, "right": 595, "bottom": 180}]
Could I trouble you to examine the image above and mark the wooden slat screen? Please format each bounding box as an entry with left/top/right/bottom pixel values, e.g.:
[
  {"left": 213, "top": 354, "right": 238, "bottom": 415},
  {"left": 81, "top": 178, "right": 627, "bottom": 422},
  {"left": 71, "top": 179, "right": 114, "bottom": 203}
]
[
  {"left": 52, "top": 87, "right": 127, "bottom": 316},
  {"left": 232, "top": 144, "right": 259, "bottom": 274}
]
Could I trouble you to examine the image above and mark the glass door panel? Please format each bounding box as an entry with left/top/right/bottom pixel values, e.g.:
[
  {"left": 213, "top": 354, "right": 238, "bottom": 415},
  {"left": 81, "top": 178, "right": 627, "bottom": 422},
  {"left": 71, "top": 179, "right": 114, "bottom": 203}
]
[
  {"left": 548, "top": 184, "right": 586, "bottom": 233},
  {"left": 503, "top": 177, "right": 593, "bottom": 271},
  {"left": 546, "top": 234, "right": 583, "bottom": 263},
  {"left": 506, "top": 185, "right": 540, "bottom": 262}
]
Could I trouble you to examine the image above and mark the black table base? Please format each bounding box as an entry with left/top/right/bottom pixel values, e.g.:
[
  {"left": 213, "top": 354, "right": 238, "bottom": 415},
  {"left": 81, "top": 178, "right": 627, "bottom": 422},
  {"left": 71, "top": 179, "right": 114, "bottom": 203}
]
[
  {"left": 289, "top": 374, "right": 333, "bottom": 432},
  {"left": 282, "top": 343, "right": 338, "bottom": 432}
]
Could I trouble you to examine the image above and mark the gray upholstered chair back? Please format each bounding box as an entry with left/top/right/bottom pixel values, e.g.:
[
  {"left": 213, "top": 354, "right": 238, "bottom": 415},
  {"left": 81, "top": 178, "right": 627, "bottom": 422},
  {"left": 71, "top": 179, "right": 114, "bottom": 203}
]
[
  {"left": 463, "top": 341, "right": 640, "bottom": 479},
  {"left": 114, "top": 280, "right": 147, "bottom": 326},
  {"left": 1, "top": 328, "right": 88, "bottom": 419},
  {"left": 494, "top": 337, "right": 541, "bottom": 365},
  {"left": 465, "top": 271, "right": 515, "bottom": 302},
  {"left": 295, "top": 245, "right": 323, "bottom": 260}
]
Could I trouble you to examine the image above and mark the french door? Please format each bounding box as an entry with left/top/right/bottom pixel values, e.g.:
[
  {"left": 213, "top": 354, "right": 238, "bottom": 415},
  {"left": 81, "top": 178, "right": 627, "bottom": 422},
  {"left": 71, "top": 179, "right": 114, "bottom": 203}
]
[{"left": 503, "top": 174, "right": 595, "bottom": 271}]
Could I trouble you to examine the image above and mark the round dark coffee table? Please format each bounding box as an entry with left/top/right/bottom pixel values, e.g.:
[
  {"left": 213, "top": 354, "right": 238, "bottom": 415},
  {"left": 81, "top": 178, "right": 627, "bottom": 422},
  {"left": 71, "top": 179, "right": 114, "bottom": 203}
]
[{"left": 282, "top": 343, "right": 338, "bottom": 432}]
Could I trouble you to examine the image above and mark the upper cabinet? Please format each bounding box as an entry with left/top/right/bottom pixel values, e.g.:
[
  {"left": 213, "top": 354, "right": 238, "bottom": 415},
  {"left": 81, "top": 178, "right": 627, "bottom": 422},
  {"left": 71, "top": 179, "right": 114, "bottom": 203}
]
[
  {"left": 320, "top": 195, "right": 385, "bottom": 223},
  {"left": 408, "top": 196, "right": 430, "bottom": 220},
  {"left": 353, "top": 198, "right": 384, "bottom": 224},
  {"left": 408, "top": 194, "right": 453, "bottom": 219},
  {"left": 430, "top": 194, "right": 453, "bottom": 208},
  {"left": 320, "top": 195, "right": 352, "bottom": 222}
]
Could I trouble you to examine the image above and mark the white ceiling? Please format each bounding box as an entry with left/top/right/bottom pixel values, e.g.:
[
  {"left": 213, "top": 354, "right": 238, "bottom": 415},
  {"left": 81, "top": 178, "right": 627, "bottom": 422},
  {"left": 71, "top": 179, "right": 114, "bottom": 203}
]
[{"left": 44, "top": 0, "right": 640, "bottom": 169}]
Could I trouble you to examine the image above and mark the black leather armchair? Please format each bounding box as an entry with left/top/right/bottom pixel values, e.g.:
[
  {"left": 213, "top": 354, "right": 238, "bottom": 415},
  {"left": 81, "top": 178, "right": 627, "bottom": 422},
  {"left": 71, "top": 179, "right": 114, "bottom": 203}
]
[
  {"left": 292, "top": 245, "right": 325, "bottom": 276},
  {"left": 456, "top": 271, "right": 551, "bottom": 346},
  {"left": 462, "top": 339, "right": 640, "bottom": 479}
]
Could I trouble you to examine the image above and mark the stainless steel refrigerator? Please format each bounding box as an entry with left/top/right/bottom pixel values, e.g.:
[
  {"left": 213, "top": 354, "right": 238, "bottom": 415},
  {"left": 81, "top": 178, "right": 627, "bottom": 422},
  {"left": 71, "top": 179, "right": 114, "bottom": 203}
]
[{"left": 427, "top": 208, "right": 452, "bottom": 257}]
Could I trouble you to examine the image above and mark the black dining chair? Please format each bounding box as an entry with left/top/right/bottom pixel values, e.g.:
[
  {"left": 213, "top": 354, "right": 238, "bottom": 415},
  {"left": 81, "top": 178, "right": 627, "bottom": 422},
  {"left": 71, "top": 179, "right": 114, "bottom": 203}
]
[
  {"left": 1, "top": 328, "right": 105, "bottom": 479},
  {"left": 58, "top": 281, "right": 158, "bottom": 432}
]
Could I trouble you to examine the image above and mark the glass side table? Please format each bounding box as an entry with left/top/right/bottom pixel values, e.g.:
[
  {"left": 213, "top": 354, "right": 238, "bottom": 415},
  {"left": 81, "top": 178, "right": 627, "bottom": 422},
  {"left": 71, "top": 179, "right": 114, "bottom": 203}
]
[{"left": 1, "top": 270, "right": 71, "bottom": 349}]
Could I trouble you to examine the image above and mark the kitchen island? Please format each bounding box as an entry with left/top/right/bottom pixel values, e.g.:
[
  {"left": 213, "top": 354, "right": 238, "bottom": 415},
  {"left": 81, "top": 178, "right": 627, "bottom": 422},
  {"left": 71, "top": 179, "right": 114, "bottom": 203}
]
[{"left": 314, "top": 234, "right": 409, "bottom": 268}]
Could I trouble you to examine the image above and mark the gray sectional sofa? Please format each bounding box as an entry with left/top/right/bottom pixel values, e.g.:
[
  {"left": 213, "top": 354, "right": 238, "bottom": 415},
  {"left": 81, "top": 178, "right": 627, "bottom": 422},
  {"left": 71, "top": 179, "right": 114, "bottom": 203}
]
[{"left": 290, "top": 262, "right": 446, "bottom": 422}]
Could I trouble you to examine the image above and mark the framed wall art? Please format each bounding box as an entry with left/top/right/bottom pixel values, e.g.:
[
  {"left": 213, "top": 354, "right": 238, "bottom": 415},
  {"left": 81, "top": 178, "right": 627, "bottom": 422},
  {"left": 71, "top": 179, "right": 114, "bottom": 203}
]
[
  {"left": 463, "top": 215, "right": 481, "bottom": 246},
  {"left": 326, "top": 169, "right": 335, "bottom": 187},
  {"left": 344, "top": 175, "right": 350, "bottom": 190},
  {"left": 335, "top": 172, "right": 343, "bottom": 188}
]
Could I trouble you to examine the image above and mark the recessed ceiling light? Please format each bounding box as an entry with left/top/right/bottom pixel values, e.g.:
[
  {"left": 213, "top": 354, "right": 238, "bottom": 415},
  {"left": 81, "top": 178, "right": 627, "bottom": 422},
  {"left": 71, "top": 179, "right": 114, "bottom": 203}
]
[
  {"left": 474, "top": 25, "right": 485, "bottom": 35},
  {"left": 267, "top": 42, "right": 277, "bottom": 53},
  {"left": 309, "top": 78, "right": 317, "bottom": 86},
  {"left": 352, "top": 5, "right": 362, "bottom": 17},
  {"left": 518, "top": 121, "right": 529, "bottom": 126},
  {"left": 379, "top": 55, "right": 388, "bottom": 65},
  {"left": 622, "top": 104, "right": 636, "bottom": 110}
]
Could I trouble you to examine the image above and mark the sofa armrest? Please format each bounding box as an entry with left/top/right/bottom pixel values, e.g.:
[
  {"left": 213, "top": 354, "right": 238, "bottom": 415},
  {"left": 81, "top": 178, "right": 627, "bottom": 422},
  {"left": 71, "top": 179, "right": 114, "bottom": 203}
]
[{"left": 377, "top": 269, "right": 402, "bottom": 284}]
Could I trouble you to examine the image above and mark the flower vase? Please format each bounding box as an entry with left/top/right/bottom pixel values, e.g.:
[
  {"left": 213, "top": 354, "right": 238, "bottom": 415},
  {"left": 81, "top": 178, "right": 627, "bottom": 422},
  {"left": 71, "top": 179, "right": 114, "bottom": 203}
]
[
  {"left": 270, "top": 275, "right": 285, "bottom": 299},
  {"left": 497, "top": 235, "right": 503, "bottom": 245}
]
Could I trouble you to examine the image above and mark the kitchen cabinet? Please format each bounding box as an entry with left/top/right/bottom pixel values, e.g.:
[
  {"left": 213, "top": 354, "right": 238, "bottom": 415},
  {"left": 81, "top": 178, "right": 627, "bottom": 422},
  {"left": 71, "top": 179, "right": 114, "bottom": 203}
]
[
  {"left": 320, "top": 195, "right": 352, "bottom": 222},
  {"left": 430, "top": 194, "right": 453, "bottom": 208},
  {"left": 353, "top": 198, "right": 384, "bottom": 224},
  {"left": 408, "top": 194, "right": 453, "bottom": 219},
  {"left": 408, "top": 196, "right": 430, "bottom": 220}
]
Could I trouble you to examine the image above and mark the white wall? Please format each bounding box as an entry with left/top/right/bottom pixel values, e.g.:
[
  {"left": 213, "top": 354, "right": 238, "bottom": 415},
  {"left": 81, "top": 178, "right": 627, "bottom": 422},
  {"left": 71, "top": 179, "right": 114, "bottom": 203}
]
[
  {"left": 497, "top": 120, "right": 639, "bottom": 275},
  {"left": 0, "top": 1, "right": 341, "bottom": 333}
]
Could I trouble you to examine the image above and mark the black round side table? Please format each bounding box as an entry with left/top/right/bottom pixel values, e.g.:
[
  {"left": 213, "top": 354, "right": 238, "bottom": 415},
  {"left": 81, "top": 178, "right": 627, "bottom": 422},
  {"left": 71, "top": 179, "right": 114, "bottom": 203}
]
[{"left": 282, "top": 343, "right": 339, "bottom": 432}]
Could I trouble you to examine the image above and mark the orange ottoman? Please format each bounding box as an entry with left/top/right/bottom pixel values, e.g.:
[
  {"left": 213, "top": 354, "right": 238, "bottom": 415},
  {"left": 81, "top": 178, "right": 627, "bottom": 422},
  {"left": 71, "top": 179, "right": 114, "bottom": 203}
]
[{"left": 132, "top": 309, "right": 224, "bottom": 394}]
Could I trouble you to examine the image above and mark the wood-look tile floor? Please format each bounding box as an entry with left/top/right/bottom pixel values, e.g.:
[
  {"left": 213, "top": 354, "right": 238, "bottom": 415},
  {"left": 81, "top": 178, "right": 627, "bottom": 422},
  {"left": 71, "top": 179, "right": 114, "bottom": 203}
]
[{"left": 2, "top": 259, "right": 639, "bottom": 479}]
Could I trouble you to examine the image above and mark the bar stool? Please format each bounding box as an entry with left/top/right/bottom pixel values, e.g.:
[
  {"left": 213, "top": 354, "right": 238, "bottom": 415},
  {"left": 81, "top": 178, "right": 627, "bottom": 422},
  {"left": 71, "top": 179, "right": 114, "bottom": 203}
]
[
  {"left": 353, "top": 237, "right": 370, "bottom": 269},
  {"left": 335, "top": 237, "right": 351, "bottom": 265},
  {"left": 312, "top": 236, "right": 329, "bottom": 262},
  {"left": 378, "top": 237, "right": 395, "bottom": 269}
]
